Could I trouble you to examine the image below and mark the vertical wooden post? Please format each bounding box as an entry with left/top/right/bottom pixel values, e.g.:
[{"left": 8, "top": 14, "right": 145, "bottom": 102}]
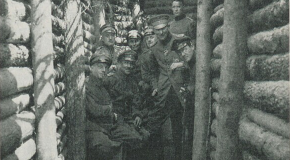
[
  {"left": 92, "top": 0, "right": 106, "bottom": 46},
  {"left": 192, "top": 0, "right": 213, "bottom": 159},
  {"left": 216, "top": 0, "right": 248, "bottom": 160},
  {"left": 31, "top": 0, "right": 57, "bottom": 159},
  {"left": 64, "top": 0, "right": 86, "bottom": 159}
]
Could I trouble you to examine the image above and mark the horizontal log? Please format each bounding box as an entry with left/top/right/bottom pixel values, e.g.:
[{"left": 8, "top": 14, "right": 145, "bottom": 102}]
[
  {"left": 53, "top": 34, "right": 64, "bottom": 47},
  {"left": 212, "top": 44, "right": 222, "bottom": 58},
  {"left": 82, "top": 21, "right": 94, "bottom": 33},
  {"left": 249, "top": 0, "right": 289, "bottom": 33},
  {"left": 114, "top": 21, "right": 134, "bottom": 30},
  {"left": 210, "top": 8, "right": 224, "bottom": 29},
  {"left": 212, "top": 92, "right": 219, "bottom": 103},
  {"left": 210, "top": 59, "right": 221, "bottom": 73},
  {"left": 54, "top": 82, "right": 65, "bottom": 96},
  {"left": 56, "top": 107, "right": 66, "bottom": 127},
  {"left": 212, "top": 102, "right": 219, "bottom": 116},
  {"left": 57, "top": 145, "right": 67, "bottom": 160},
  {"left": 55, "top": 95, "right": 65, "bottom": 111},
  {"left": 112, "top": 5, "right": 131, "bottom": 15},
  {"left": 0, "top": 0, "right": 29, "bottom": 21},
  {"left": 54, "top": 63, "right": 65, "bottom": 81},
  {"left": 211, "top": 52, "right": 289, "bottom": 81},
  {"left": 213, "top": 81, "right": 289, "bottom": 118},
  {"left": 249, "top": 0, "right": 278, "bottom": 11},
  {"left": 52, "top": 16, "right": 66, "bottom": 34},
  {"left": 83, "top": 30, "right": 96, "bottom": 43},
  {"left": 210, "top": 150, "right": 263, "bottom": 160},
  {"left": 246, "top": 53, "right": 289, "bottom": 81},
  {"left": 0, "top": 67, "right": 33, "bottom": 98},
  {"left": 144, "top": 0, "right": 196, "bottom": 8},
  {"left": 52, "top": 2, "right": 64, "bottom": 19},
  {"left": 248, "top": 24, "right": 289, "bottom": 55},
  {"left": 212, "top": 25, "right": 223, "bottom": 46},
  {"left": 144, "top": 6, "right": 196, "bottom": 15},
  {"left": 214, "top": 4, "right": 223, "bottom": 13},
  {"left": 239, "top": 118, "right": 290, "bottom": 160},
  {"left": 0, "top": 44, "right": 30, "bottom": 68},
  {"left": 57, "top": 136, "right": 68, "bottom": 154},
  {"left": 0, "top": 17, "right": 30, "bottom": 43},
  {"left": 3, "top": 138, "right": 36, "bottom": 160},
  {"left": 57, "top": 123, "right": 66, "bottom": 140},
  {"left": 247, "top": 108, "right": 290, "bottom": 138},
  {"left": 114, "top": 15, "right": 133, "bottom": 22},
  {"left": 244, "top": 81, "right": 289, "bottom": 117},
  {"left": 0, "top": 111, "right": 35, "bottom": 157},
  {"left": 0, "top": 93, "right": 31, "bottom": 120},
  {"left": 82, "top": 11, "right": 93, "bottom": 24}
]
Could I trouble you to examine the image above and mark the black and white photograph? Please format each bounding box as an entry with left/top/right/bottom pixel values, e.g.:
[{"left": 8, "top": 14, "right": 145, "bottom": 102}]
[{"left": 0, "top": 0, "right": 289, "bottom": 160}]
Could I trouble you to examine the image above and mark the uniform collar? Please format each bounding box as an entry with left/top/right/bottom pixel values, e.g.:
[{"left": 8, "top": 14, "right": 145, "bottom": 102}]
[
  {"left": 160, "top": 33, "right": 173, "bottom": 46},
  {"left": 89, "top": 74, "right": 103, "bottom": 87},
  {"left": 174, "top": 14, "right": 186, "bottom": 21}
]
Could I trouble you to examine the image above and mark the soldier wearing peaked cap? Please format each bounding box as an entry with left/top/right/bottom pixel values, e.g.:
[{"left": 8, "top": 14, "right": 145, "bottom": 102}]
[
  {"left": 99, "top": 23, "right": 118, "bottom": 65},
  {"left": 145, "top": 14, "right": 190, "bottom": 160},
  {"left": 85, "top": 49, "right": 123, "bottom": 160},
  {"left": 103, "top": 50, "right": 150, "bottom": 159},
  {"left": 170, "top": 0, "right": 196, "bottom": 40}
]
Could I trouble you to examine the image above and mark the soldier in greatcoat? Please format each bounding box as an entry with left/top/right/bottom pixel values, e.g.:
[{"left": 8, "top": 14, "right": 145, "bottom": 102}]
[
  {"left": 85, "top": 49, "right": 144, "bottom": 160},
  {"left": 146, "top": 14, "right": 190, "bottom": 160},
  {"left": 104, "top": 50, "right": 150, "bottom": 160}
]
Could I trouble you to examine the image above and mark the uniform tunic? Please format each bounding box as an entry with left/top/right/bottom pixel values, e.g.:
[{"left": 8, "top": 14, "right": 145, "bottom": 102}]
[
  {"left": 85, "top": 75, "right": 144, "bottom": 160},
  {"left": 169, "top": 14, "right": 195, "bottom": 40}
]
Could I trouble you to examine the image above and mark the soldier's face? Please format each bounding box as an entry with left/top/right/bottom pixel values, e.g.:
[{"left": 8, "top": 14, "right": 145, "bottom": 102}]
[
  {"left": 154, "top": 25, "right": 169, "bottom": 41},
  {"left": 101, "top": 32, "right": 116, "bottom": 46},
  {"left": 172, "top": 1, "right": 183, "bottom": 16},
  {"left": 145, "top": 34, "right": 158, "bottom": 48},
  {"left": 181, "top": 45, "right": 194, "bottom": 62},
  {"left": 120, "top": 60, "right": 135, "bottom": 75},
  {"left": 91, "top": 63, "right": 109, "bottom": 79},
  {"left": 128, "top": 38, "right": 141, "bottom": 51}
]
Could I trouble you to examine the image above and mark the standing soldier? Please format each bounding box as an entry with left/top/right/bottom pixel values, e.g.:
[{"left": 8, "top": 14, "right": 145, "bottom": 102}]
[
  {"left": 104, "top": 50, "right": 150, "bottom": 160},
  {"left": 146, "top": 14, "right": 188, "bottom": 160},
  {"left": 99, "top": 23, "right": 118, "bottom": 66},
  {"left": 169, "top": 0, "right": 196, "bottom": 40}
]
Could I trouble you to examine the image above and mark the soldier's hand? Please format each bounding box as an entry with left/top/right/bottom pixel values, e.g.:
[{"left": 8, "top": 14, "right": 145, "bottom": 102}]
[
  {"left": 152, "top": 88, "right": 158, "bottom": 96},
  {"left": 134, "top": 117, "right": 142, "bottom": 127},
  {"left": 170, "top": 62, "right": 183, "bottom": 70}
]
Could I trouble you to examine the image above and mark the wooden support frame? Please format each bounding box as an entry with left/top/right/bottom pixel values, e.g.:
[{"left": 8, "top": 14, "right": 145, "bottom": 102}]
[
  {"left": 64, "top": 0, "right": 86, "bottom": 159},
  {"left": 31, "top": 0, "right": 58, "bottom": 159},
  {"left": 216, "top": 0, "right": 248, "bottom": 159},
  {"left": 192, "top": 0, "right": 213, "bottom": 159}
]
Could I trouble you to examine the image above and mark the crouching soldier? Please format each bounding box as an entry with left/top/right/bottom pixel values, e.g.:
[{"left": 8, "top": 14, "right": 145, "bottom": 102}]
[
  {"left": 104, "top": 50, "right": 150, "bottom": 160},
  {"left": 85, "top": 49, "right": 144, "bottom": 160}
]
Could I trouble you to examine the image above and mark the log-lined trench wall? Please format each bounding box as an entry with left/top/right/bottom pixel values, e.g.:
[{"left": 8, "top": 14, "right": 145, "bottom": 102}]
[
  {"left": 0, "top": 0, "right": 66, "bottom": 159},
  {"left": 209, "top": 0, "right": 289, "bottom": 159}
]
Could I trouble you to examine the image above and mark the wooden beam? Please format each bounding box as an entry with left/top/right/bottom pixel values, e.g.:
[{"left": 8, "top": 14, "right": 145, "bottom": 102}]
[
  {"left": 192, "top": 0, "right": 212, "bottom": 160},
  {"left": 64, "top": 0, "right": 86, "bottom": 159},
  {"left": 92, "top": 0, "right": 106, "bottom": 46},
  {"left": 215, "top": 0, "right": 248, "bottom": 159},
  {"left": 31, "top": 0, "right": 57, "bottom": 159}
]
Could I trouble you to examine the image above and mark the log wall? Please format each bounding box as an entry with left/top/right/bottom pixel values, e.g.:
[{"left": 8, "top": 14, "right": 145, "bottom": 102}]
[
  {"left": 209, "top": 0, "right": 289, "bottom": 159},
  {"left": 0, "top": 0, "right": 67, "bottom": 159}
]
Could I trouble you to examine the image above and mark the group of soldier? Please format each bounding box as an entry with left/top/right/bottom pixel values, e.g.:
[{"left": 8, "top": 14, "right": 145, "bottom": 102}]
[{"left": 85, "top": 0, "right": 196, "bottom": 160}]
